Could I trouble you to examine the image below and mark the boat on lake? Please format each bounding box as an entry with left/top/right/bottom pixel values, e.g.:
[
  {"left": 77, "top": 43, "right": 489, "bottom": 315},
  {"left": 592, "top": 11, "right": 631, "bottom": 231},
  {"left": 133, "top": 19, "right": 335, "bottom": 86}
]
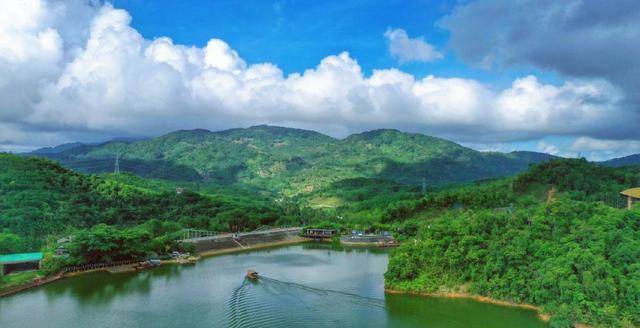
[{"left": 246, "top": 269, "right": 259, "bottom": 280}]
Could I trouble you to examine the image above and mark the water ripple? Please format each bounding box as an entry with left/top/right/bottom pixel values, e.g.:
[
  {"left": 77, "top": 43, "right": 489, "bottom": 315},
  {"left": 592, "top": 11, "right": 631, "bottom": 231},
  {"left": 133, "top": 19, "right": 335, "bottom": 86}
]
[{"left": 224, "top": 275, "right": 387, "bottom": 328}]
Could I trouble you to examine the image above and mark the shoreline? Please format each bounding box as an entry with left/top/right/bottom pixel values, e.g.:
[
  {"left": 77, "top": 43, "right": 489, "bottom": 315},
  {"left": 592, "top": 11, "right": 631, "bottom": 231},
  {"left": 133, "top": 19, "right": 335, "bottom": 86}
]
[
  {"left": 384, "top": 288, "right": 551, "bottom": 322},
  {"left": 0, "top": 237, "right": 307, "bottom": 298},
  {"left": 0, "top": 273, "right": 64, "bottom": 298}
]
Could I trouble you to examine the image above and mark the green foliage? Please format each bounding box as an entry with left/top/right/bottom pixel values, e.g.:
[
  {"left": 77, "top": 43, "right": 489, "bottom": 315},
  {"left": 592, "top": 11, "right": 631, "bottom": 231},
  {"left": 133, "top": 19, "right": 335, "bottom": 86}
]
[
  {"left": 66, "top": 224, "right": 152, "bottom": 264},
  {"left": 6, "top": 139, "right": 640, "bottom": 327},
  {"left": 514, "top": 158, "right": 639, "bottom": 203},
  {"left": 40, "top": 250, "right": 65, "bottom": 275},
  {"left": 385, "top": 159, "right": 640, "bottom": 327},
  {"left": 387, "top": 201, "right": 640, "bottom": 326},
  {"left": 30, "top": 126, "right": 553, "bottom": 196},
  {"left": 0, "top": 230, "right": 25, "bottom": 253},
  {"left": 0, "top": 154, "right": 296, "bottom": 253},
  {"left": 57, "top": 220, "right": 197, "bottom": 265}
]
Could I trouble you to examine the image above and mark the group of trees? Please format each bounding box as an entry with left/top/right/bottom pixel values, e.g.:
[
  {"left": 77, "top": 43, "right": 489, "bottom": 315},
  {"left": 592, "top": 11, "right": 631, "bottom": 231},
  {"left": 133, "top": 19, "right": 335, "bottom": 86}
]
[
  {"left": 0, "top": 230, "right": 25, "bottom": 253},
  {"left": 0, "top": 154, "right": 299, "bottom": 254},
  {"left": 386, "top": 199, "right": 640, "bottom": 327},
  {"left": 384, "top": 159, "right": 640, "bottom": 327},
  {"left": 3, "top": 150, "right": 640, "bottom": 327},
  {"left": 514, "top": 158, "right": 640, "bottom": 202},
  {"left": 53, "top": 220, "right": 190, "bottom": 267}
]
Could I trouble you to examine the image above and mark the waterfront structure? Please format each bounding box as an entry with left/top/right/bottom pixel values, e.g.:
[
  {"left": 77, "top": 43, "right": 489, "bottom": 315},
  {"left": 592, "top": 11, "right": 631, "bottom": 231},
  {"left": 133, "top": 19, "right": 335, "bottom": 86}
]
[
  {"left": 620, "top": 188, "right": 640, "bottom": 210},
  {"left": 0, "top": 252, "right": 43, "bottom": 275}
]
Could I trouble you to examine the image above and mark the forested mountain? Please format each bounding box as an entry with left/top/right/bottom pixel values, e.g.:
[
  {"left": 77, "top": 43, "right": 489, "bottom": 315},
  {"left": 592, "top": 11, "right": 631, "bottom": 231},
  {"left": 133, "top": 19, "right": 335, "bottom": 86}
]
[
  {"left": 28, "top": 125, "right": 555, "bottom": 195},
  {"left": 31, "top": 142, "right": 87, "bottom": 155},
  {"left": 0, "top": 154, "right": 299, "bottom": 253}
]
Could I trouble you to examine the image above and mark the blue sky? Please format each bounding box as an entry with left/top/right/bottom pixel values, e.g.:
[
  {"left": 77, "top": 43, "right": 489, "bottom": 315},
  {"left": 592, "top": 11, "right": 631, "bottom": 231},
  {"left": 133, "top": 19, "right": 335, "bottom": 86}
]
[
  {"left": 112, "top": 0, "right": 451, "bottom": 75},
  {"left": 112, "top": 0, "right": 559, "bottom": 86},
  {"left": 103, "top": 0, "right": 592, "bottom": 157},
  {"left": 1, "top": 0, "right": 639, "bottom": 160}
]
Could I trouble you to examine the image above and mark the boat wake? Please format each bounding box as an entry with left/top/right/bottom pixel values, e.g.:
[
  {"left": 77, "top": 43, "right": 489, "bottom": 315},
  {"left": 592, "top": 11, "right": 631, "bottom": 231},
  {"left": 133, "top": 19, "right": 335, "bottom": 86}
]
[{"left": 224, "top": 275, "right": 387, "bottom": 328}]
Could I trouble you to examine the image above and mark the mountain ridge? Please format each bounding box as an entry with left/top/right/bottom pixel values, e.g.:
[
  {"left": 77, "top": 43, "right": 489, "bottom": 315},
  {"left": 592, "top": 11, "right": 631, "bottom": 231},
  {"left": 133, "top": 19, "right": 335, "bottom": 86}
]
[
  {"left": 28, "top": 125, "right": 558, "bottom": 195},
  {"left": 600, "top": 153, "right": 640, "bottom": 167}
]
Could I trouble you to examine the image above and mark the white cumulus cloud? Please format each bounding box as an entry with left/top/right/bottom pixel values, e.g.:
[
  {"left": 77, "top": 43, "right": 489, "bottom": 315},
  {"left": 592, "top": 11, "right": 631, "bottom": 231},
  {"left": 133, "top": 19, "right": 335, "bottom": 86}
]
[
  {"left": 536, "top": 141, "right": 559, "bottom": 155},
  {"left": 565, "top": 137, "right": 640, "bottom": 161},
  {"left": 384, "top": 28, "right": 443, "bottom": 63},
  {"left": 0, "top": 0, "right": 634, "bottom": 159}
]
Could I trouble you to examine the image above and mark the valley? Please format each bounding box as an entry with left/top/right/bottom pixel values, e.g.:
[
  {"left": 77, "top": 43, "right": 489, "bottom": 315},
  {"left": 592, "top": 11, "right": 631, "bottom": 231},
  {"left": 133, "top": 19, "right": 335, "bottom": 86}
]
[{"left": 1, "top": 127, "right": 639, "bottom": 327}]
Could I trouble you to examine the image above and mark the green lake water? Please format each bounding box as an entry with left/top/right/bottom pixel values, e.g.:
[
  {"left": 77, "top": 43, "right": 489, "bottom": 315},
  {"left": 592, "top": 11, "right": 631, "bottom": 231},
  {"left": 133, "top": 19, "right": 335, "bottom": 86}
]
[{"left": 0, "top": 243, "right": 546, "bottom": 327}]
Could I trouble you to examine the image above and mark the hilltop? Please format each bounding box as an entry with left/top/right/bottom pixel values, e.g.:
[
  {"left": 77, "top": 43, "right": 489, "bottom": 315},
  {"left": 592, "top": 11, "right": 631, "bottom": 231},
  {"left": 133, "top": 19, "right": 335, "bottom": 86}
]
[{"left": 28, "top": 125, "right": 555, "bottom": 195}]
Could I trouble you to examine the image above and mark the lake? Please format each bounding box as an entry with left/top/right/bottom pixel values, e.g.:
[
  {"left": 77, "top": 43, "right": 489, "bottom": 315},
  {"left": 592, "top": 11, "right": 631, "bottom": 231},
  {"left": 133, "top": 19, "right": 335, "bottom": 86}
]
[{"left": 0, "top": 243, "right": 546, "bottom": 327}]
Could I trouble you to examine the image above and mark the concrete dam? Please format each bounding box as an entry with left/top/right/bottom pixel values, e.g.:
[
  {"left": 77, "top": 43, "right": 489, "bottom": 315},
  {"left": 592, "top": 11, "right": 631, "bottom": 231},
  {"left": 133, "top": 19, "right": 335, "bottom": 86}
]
[{"left": 181, "top": 227, "right": 304, "bottom": 254}]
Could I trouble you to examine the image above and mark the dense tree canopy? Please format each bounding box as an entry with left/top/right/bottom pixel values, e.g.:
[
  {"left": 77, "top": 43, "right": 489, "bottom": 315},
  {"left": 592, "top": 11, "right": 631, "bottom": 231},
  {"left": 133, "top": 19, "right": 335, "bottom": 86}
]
[
  {"left": 0, "top": 154, "right": 298, "bottom": 252},
  {"left": 385, "top": 159, "right": 640, "bottom": 327},
  {"left": 30, "top": 126, "right": 554, "bottom": 196}
]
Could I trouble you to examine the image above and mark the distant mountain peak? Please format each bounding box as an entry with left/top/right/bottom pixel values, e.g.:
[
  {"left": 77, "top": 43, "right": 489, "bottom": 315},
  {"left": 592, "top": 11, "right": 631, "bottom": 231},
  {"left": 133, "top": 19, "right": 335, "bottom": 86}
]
[
  {"left": 350, "top": 128, "right": 401, "bottom": 137},
  {"left": 600, "top": 153, "right": 640, "bottom": 167},
  {"left": 170, "top": 128, "right": 212, "bottom": 134},
  {"left": 158, "top": 128, "right": 213, "bottom": 140},
  {"left": 217, "top": 125, "right": 335, "bottom": 141},
  {"left": 30, "top": 142, "right": 86, "bottom": 154}
]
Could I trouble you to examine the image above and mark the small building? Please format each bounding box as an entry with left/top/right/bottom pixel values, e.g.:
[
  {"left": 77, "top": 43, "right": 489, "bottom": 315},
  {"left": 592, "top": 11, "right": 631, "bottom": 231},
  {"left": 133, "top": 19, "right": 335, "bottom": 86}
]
[
  {"left": 56, "top": 237, "right": 72, "bottom": 256},
  {"left": 0, "top": 252, "right": 43, "bottom": 276},
  {"left": 55, "top": 245, "right": 69, "bottom": 256},
  {"left": 621, "top": 188, "right": 640, "bottom": 210}
]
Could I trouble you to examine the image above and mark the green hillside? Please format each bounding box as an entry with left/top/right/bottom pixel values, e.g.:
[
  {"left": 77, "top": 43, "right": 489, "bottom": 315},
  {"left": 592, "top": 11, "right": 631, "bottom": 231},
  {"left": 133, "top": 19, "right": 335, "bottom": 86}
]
[
  {"left": 383, "top": 159, "right": 640, "bottom": 327},
  {"left": 0, "top": 154, "right": 298, "bottom": 253},
  {"left": 30, "top": 126, "right": 555, "bottom": 195}
]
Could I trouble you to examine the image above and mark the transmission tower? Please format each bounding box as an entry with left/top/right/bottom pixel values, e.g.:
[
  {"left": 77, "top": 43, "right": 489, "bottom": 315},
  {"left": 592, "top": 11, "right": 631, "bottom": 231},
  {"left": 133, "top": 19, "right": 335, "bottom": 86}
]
[{"left": 114, "top": 153, "right": 120, "bottom": 174}]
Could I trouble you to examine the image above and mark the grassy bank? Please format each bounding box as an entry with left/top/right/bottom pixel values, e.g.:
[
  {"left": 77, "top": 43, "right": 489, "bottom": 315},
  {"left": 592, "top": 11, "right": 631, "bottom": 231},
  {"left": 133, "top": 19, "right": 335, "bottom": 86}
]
[{"left": 0, "top": 271, "right": 41, "bottom": 291}]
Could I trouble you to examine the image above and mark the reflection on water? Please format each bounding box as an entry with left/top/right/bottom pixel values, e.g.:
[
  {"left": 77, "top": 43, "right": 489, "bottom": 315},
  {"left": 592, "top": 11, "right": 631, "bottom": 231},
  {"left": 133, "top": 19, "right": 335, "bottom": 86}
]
[
  {"left": 385, "top": 294, "right": 546, "bottom": 328},
  {"left": 0, "top": 244, "right": 546, "bottom": 328},
  {"left": 301, "top": 241, "right": 390, "bottom": 255},
  {"left": 43, "top": 271, "right": 151, "bottom": 305},
  {"left": 40, "top": 265, "right": 187, "bottom": 306}
]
